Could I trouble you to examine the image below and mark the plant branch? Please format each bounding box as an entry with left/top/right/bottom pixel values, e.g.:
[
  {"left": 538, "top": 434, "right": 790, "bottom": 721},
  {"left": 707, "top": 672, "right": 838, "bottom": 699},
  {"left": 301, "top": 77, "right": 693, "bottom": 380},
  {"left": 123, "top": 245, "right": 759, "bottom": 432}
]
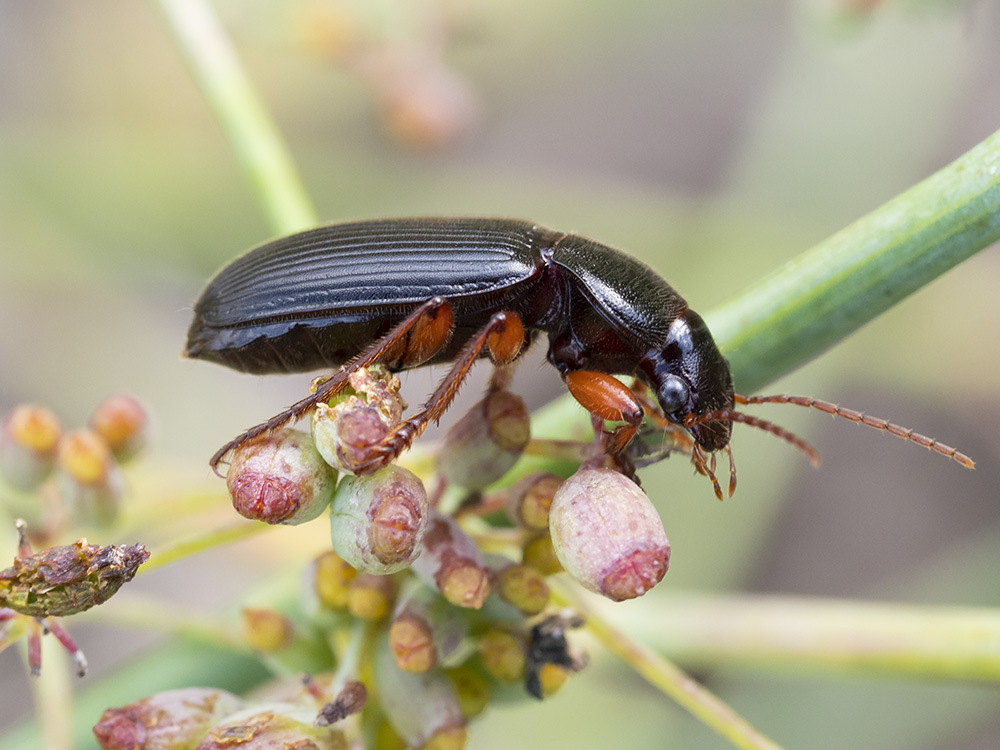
[{"left": 154, "top": 0, "right": 318, "bottom": 234}]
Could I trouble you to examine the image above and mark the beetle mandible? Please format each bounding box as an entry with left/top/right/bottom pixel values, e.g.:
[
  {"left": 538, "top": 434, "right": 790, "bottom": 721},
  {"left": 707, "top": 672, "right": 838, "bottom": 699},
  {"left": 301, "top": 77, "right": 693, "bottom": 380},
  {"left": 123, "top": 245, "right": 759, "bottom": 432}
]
[{"left": 185, "top": 217, "right": 973, "bottom": 496}]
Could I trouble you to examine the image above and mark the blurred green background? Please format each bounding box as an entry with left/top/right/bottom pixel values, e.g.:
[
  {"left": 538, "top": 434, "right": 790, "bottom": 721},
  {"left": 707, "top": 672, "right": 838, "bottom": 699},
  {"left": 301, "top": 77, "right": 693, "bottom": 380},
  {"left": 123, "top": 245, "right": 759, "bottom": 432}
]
[{"left": 1, "top": 0, "right": 998, "bottom": 748}]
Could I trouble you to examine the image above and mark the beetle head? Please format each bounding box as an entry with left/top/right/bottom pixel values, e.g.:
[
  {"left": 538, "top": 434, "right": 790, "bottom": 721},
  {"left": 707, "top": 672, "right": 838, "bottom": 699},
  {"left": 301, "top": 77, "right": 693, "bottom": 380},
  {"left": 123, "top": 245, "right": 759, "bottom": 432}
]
[{"left": 645, "top": 309, "right": 734, "bottom": 452}]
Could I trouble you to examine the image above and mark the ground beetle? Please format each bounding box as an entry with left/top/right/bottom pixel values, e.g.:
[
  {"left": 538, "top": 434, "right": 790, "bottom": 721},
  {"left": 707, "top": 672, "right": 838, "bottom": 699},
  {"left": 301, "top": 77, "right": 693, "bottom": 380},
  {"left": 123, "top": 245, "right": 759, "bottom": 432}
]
[{"left": 185, "top": 217, "right": 973, "bottom": 495}]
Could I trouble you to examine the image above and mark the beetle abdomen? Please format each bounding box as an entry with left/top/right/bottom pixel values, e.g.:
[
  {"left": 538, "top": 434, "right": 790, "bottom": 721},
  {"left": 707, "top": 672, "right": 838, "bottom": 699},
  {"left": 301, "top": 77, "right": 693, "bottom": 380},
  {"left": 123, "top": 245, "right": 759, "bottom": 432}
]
[{"left": 186, "top": 218, "right": 550, "bottom": 374}]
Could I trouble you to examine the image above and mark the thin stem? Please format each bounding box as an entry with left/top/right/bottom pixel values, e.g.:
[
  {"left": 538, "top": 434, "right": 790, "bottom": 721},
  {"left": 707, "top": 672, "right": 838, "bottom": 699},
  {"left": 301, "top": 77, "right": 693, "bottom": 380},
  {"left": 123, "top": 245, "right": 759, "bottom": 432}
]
[
  {"left": 154, "top": 0, "right": 318, "bottom": 234},
  {"left": 554, "top": 583, "right": 783, "bottom": 750},
  {"left": 139, "top": 520, "right": 270, "bottom": 575},
  {"left": 623, "top": 593, "right": 1000, "bottom": 681}
]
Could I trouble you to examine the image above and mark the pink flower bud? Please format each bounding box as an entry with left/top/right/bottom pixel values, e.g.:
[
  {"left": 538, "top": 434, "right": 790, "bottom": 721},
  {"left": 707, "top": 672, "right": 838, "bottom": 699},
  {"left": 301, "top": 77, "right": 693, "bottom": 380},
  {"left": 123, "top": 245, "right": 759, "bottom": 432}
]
[
  {"left": 88, "top": 395, "right": 149, "bottom": 462},
  {"left": 549, "top": 468, "right": 670, "bottom": 601},
  {"left": 330, "top": 465, "right": 428, "bottom": 574},
  {"left": 411, "top": 512, "right": 490, "bottom": 609},
  {"left": 374, "top": 632, "right": 467, "bottom": 749},
  {"left": 226, "top": 428, "right": 336, "bottom": 525},
  {"left": 437, "top": 390, "right": 530, "bottom": 490}
]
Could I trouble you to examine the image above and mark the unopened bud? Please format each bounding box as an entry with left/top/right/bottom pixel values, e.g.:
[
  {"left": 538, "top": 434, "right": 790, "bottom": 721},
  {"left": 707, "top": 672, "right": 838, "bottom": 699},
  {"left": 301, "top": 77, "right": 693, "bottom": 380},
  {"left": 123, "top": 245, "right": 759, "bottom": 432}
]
[
  {"left": 376, "top": 53, "right": 477, "bottom": 150},
  {"left": 88, "top": 395, "right": 149, "bottom": 462},
  {"left": 521, "top": 532, "right": 562, "bottom": 576},
  {"left": 549, "top": 468, "right": 669, "bottom": 601},
  {"left": 445, "top": 666, "right": 490, "bottom": 719},
  {"left": 389, "top": 585, "right": 468, "bottom": 673},
  {"left": 506, "top": 473, "right": 561, "bottom": 530},
  {"left": 312, "top": 366, "right": 403, "bottom": 475},
  {"left": 374, "top": 632, "right": 467, "bottom": 749},
  {"left": 534, "top": 663, "right": 569, "bottom": 698},
  {"left": 493, "top": 561, "right": 549, "bottom": 616},
  {"left": 348, "top": 573, "right": 396, "bottom": 620},
  {"left": 478, "top": 628, "right": 526, "bottom": 682},
  {"left": 437, "top": 390, "right": 530, "bottom": 490},
  {"left": 411, "top": 512, "right": 490, "bottom": 609},
  {"left": 93, "top": 687, "right": 245, "bottom": 750},
  {"left": 331, "top": 464, "right": 428, "bottom": 574},
  {"left": 0, "top": 405, "right": 60, "bottom": 491},
  {"left": 307, "top": 550, "right": 357, "bottom": 612},
  {"left": 57, "top": 429, "right": 124, "bottom": 526},
  {"left": 1, "top": 533, "right": 149, "bottom": 618},
  {"left": 226, "top": 428, "right": 336, "bottom": 525},
  {"left": 242, "top": 607, "right": 294, "bottom": 653},
  {"left": 199, "top": 703, "right": 349, "bottom": 750}
]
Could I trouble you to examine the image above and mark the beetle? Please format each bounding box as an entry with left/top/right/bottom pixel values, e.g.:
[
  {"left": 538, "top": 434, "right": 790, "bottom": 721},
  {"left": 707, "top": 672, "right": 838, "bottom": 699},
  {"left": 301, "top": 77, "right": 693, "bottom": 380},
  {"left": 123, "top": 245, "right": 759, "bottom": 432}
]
[{"left": 185, "top": 217, "right": 973, "bottom": 495}]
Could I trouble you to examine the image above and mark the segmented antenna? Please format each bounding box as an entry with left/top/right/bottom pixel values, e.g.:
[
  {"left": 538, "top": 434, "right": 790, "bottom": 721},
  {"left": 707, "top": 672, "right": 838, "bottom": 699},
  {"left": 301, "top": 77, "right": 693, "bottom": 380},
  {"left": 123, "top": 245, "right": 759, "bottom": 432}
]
[{"left": 733, "top": 394, "right": 975, "bottom": 469}]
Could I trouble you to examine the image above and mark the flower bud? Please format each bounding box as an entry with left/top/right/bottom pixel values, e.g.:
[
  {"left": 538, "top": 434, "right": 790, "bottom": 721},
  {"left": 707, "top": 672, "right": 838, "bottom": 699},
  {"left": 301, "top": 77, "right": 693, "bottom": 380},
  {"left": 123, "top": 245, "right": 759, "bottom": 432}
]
[
  {"left": 478, "top": 628, "right": 526, "bottom": 683},
  {"left": 410, "top": 512, "right": 490, "bottom": 609},
  {"left": 374, "top": 633, "right": 467, "bottom": 749},
  {"left": 242, "top": 607, "right": 294, "bottom": 653},
  {"left": 348, "top": 572, "right": 397, "bottom": 620},
  {"left": 506, "top": 473, "right": 561, "bottom": 530},
  {"left": 445, "top": 666, "right": 490, "bottom": 719},
  {"left": 521, "top": 532, "right": 562, "bottom": 576},
  {"left": 331, "top": 464, "right": 428, "bottom": 574},
  {"left": 389, "top": 585, "right": 468, "bottom": 673},
  {"left": 305, "top": 550, "right": 357, "bottom": 612},
  {"left": 492, "top": 561, "right": 549, "bottom": 616},
  {"left": 0, "top": 405, "right": 60, "bottom": 491},
  {"left": 93, "top": 687, "right": 245, "bottom": 750},
  {"left": 312, "top": 366, "right": 403, "bottom": 475},
  {"left": 549, "top": 468, "right": 670, "bottom": 601},
  {"left": 88, "top": 395, "right": 149, "bottom": 462},
  {"left": 437, "top": 390, "right": 530, "bottom": 490},
  {"left": 199, "top": 703, "right": 349, "bottom": 750},
  {"left": 57, "top": 429, "right": 124, "bottom": 526},
  {"left": 226, "top": 428, "right": 336, "bottom": 525}
]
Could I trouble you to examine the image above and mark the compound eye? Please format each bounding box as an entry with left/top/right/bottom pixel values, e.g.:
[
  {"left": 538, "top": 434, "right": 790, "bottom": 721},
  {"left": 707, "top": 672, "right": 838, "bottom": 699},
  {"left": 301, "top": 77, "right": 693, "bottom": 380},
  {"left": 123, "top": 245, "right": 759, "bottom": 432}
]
[{"left": 658, "top": 375, "right": 690, "bottom": 415}]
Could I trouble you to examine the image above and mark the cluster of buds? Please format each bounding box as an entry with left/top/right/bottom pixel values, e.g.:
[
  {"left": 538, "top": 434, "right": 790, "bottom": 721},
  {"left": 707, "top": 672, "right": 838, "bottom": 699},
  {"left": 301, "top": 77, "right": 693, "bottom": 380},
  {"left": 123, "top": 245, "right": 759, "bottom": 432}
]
[
  {"left": 0, "top": 397, "right": 151, "bottom": 679},
  {"left": 98, "top": 367, "right": 672, "bottom": 747},
  {"left": 0, "top": 395, "right": 149, "bottom": 527}
]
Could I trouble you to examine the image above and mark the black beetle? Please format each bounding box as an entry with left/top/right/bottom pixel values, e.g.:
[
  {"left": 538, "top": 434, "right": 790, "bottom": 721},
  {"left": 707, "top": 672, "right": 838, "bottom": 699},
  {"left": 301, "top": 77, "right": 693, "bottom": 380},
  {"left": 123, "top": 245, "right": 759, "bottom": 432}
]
[{"left": 186, "top": 217, "right": 973, "bottom": 493}]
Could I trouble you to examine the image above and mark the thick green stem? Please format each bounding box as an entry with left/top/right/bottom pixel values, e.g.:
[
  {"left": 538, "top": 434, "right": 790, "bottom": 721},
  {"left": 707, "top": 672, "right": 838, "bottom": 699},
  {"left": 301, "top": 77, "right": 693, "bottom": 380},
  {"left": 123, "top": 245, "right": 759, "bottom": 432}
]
[{"left": 708, "top": 128, "right": 1000, "bottom": 392}]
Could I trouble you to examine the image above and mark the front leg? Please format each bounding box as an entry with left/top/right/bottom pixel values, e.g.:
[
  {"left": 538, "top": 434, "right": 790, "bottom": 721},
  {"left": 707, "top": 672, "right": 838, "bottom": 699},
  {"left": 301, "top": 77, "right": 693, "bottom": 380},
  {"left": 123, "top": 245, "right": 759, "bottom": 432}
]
[{"left": 563, "top": 371, "right": 645, "bottom": 479}]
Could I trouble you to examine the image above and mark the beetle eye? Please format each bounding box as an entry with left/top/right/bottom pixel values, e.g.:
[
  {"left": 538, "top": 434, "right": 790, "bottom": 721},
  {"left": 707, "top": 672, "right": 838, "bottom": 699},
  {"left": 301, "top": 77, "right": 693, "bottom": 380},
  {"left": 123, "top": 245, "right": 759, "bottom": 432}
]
[{"left": 658, "top": 375, "right": 689, "bottom": 415}]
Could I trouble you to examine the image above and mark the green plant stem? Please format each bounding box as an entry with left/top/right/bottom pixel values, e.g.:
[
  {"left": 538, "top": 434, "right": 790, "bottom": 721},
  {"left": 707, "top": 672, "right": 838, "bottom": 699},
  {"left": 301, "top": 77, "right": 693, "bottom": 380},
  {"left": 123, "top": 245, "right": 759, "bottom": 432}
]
[
  {"left": 554, "top": 583, "right": 783, "bottom": 750},
  {"left": 154, "top": 0, "right": 318, "bottom": 234},
  {"left": 708, "top": 128, "right": 1000, "bottom": 392},
  {"left": 621, "top": 593, "right": 1000, "bottom": 681},
  {"left": 139, "top": 520, "right": 270, "bottom": 575}
]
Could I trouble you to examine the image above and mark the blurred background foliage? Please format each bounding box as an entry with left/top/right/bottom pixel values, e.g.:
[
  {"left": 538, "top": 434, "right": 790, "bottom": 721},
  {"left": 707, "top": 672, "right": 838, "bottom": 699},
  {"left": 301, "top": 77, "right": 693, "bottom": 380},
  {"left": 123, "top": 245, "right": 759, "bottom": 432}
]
[{"left": 0, "top": 0, "right": 998, "bottom": 748}]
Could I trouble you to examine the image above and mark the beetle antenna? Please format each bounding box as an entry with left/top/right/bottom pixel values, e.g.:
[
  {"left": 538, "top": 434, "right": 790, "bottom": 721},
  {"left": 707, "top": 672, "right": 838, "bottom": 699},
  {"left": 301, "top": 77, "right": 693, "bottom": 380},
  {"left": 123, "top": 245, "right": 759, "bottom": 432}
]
[
  {"left": 688, "top": 409, "right": 821, "bottom": 468},
  {"left": 734, "top": 393, "right": 975, "bottom": 470}
]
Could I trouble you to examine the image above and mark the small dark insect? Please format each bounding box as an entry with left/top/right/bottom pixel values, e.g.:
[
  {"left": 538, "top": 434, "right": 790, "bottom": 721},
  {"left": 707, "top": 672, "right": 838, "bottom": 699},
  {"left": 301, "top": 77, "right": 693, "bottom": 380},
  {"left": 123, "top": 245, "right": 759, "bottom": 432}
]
[
  {"left": 185, "top": 217, "right": 974, "bottom": 496},
  {"left": 524, "top": 612, "right": 586, "bottom": 699}
]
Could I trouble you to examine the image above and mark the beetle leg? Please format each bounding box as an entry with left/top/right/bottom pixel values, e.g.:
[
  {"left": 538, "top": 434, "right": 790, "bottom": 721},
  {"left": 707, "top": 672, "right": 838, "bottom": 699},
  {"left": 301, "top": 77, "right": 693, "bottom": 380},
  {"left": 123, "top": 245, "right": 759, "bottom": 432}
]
[
  {"left": 564, "top": 370, "right": 644, "bottom": 459},
  {"left": 351, "top": 311, "right": 522, "bottom": 475},
  {"left": 209, "top": 298, "right": 452, "bottom": 472}
]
